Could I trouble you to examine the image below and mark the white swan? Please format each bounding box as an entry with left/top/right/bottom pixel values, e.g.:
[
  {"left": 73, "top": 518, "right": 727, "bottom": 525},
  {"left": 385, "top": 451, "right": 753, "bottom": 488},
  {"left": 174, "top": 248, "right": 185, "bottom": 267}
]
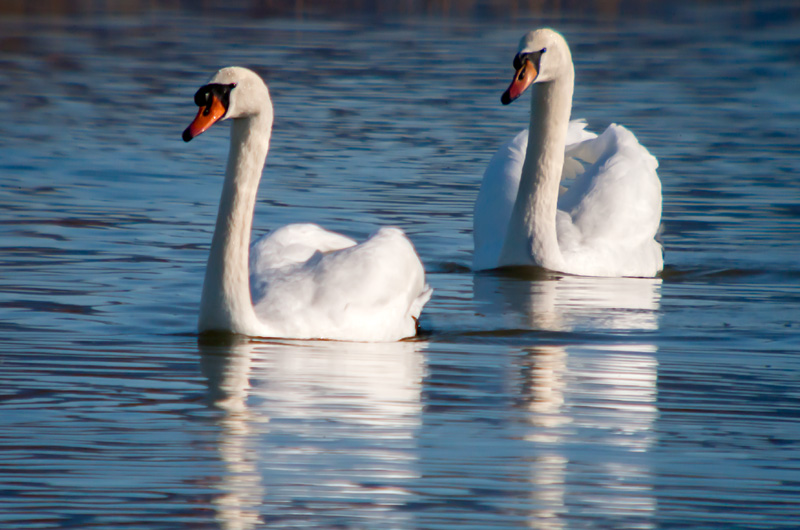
[
  {"left": 183, "top": 67, "right": 431, "bottom": 342},
  {"left": 473, "top": 29, "right": 663, "bottom": 277}
]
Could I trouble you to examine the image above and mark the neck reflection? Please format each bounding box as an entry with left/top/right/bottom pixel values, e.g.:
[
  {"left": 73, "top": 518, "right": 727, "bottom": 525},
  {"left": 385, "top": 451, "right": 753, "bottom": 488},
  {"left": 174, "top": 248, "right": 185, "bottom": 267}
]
[
  {"left": 474, "top": 271, "right": 661, "bottom": 529},
  {"left": 199, "top": 335, "right": 426, "bottom": 529}
]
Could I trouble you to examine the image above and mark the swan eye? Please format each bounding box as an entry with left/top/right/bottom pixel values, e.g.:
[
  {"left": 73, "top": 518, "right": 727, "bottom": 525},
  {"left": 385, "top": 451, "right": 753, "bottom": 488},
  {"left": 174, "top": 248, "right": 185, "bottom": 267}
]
[{"left": 194, "top": 88, "right": 211, "bottom": 107}]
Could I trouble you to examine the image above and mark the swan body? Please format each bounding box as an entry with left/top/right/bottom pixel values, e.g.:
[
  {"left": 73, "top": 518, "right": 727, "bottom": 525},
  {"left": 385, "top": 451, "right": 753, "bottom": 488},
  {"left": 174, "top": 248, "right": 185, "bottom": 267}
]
[
  {"left": 473, "top": 29, "right": 663, "bottom": 277},
  {"left": 184, "top": 67, "right": 431, "bottom": 341}
]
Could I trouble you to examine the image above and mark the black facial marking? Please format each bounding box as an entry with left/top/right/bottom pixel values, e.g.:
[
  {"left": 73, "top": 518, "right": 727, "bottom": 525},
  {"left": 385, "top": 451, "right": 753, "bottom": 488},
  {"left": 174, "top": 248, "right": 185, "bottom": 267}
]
[
  {"left": 512, "top": 49, "right": 546, "bottom": 73},
  {"left": 192, "top": 82, "right": 236, "bottom": 116}
]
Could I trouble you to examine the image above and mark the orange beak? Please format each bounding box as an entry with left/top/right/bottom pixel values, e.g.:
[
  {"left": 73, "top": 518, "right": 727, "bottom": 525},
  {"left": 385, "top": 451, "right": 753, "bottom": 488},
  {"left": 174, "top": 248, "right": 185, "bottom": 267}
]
[
  {"left": 183, "top": 95, "right": 227, "bottom": 142},
  {"left": 501, "top": 58, "right": 538, "bottom": 105}
]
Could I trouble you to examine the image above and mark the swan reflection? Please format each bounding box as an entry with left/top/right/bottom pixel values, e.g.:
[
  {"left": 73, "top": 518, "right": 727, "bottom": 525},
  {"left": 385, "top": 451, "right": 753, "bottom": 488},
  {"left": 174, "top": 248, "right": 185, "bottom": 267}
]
[
  {"left": 474, "top": 272, "right": 661, "bottom": 529},
  {"left": 473, "top": 271, "right": 661, "bottom": 332},
  {"left": 199, "top": 335, "right": 426, "bottom": 529}
]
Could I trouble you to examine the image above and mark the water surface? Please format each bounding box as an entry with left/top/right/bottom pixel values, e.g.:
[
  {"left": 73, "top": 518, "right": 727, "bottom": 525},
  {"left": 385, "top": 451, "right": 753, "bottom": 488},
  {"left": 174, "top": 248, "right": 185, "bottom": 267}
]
[{"left": 1, "top": 2, "right": 799, "bottom": 528}]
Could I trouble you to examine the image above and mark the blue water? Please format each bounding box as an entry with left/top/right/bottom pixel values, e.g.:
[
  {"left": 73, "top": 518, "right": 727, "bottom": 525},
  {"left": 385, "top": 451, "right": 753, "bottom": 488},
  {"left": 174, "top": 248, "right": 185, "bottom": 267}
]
[{"left": 1, "top": 2, "right": 800, "bottom": 528}]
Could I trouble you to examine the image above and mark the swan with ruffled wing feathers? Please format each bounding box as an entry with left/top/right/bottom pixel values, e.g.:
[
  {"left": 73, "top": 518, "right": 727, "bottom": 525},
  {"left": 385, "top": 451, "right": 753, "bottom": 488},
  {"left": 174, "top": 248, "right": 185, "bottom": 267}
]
[
  {"left": 183, "top": 67, "right": 431, "bottom": 341},
  {"left": 473, "top": 29, "right": 663, "bottom": 277}
]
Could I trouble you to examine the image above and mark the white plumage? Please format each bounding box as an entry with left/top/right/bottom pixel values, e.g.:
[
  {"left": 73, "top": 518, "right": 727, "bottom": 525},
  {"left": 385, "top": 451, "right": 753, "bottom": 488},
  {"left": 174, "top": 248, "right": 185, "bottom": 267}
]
[{"left": 249, "top": 224, "right": 430, "bottom": 341}]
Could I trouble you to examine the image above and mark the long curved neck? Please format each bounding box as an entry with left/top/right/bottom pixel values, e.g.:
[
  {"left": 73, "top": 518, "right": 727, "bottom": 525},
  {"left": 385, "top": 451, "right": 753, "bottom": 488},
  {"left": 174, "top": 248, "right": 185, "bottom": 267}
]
[
  {"left": 500, "top": 70, "right": 574, "bottom": 270},
  {"left": 199, "top": 115, "right": 271, "bottom": 334}
]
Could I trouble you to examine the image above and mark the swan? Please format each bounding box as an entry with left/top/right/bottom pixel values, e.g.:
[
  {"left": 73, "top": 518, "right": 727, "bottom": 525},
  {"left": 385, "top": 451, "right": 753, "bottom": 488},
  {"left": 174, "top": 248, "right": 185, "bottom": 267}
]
[
  {"left": 473, "top": 28, "right": 663, "bottom": 277},
  {"left": 182, "top": 66, "right": 431, "bottom": 342}
]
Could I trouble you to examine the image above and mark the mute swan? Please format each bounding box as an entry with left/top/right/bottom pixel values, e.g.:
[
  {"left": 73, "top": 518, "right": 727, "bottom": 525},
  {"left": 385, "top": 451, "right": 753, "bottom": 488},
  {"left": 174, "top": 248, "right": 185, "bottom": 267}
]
[
  {"left": 183, "top": 67, "right": 431, "bottom": 341},
  {"left": 473, "top": 29, "right": 663, "bottom": 277}
]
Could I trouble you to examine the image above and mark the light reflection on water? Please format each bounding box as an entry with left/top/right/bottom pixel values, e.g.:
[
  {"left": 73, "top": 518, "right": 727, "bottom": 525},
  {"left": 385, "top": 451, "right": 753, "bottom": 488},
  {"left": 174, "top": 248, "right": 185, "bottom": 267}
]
[{"left": 2, "top": 1, "right": 800, "bottom": 528}]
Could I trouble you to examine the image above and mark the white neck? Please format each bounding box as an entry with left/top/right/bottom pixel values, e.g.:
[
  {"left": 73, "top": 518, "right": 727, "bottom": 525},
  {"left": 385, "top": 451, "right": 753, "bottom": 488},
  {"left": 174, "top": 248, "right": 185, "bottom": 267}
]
[
  {"left": 499, "top": 71, "right": 574, "bottom": 270},
  {"left": 198, "top": 115, "right": 271, "bottom": 334}
]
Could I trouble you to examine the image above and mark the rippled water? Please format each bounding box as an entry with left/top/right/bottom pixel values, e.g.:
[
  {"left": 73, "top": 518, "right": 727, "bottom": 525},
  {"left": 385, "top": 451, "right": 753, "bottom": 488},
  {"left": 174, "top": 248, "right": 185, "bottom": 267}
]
[{"left": 2, "top": 2, "right": 800, "bottom": 529}]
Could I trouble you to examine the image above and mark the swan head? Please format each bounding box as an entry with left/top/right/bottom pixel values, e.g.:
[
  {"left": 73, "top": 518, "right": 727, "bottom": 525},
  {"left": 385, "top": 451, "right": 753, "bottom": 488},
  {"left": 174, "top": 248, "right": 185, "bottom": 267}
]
[
  {"left": 183, "top": 66, "right": 272, "bottom": 142},
  {"left": 501, "top": 28, "right": 572, "bottom": 105}
]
